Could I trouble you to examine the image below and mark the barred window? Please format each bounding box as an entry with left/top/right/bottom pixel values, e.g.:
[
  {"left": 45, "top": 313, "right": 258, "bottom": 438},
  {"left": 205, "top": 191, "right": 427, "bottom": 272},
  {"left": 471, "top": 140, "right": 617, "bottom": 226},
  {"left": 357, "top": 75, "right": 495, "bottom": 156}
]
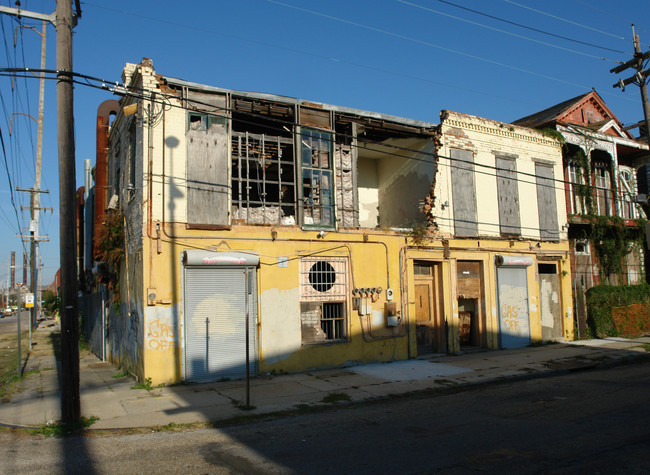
[{"left": 300, "top": 257, "right": 348, "bottom": 344}]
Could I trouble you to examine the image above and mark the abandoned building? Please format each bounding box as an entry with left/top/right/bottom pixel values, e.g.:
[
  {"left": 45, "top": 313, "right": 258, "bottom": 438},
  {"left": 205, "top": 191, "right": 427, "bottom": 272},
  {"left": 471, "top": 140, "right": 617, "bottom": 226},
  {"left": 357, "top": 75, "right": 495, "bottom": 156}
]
[{"left": 79, "top": 58, "right": 574, "bottom": 385}]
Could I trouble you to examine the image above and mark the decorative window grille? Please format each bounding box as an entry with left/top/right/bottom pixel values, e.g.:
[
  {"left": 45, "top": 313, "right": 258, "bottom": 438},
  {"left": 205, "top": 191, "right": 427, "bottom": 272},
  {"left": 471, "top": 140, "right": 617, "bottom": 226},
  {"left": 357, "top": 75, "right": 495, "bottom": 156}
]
[{"left": 300, "top": 257, "right": 348, "bottom": 343}]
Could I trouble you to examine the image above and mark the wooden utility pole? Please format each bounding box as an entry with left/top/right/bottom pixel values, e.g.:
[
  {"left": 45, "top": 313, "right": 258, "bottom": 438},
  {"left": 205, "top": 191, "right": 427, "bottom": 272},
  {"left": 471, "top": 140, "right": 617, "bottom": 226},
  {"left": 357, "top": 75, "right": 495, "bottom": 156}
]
[
  {"left": 32, "top": 20, "right": 47, "bottom": 331},
  {"left": 56, "top": 0, "right": 80, "bottom": 424},
  {"left": 611, "top": 26, "right": 650, "bottom": 141},
  {"left": 0, "top": 0, "right": 80, "bottom": 424}
]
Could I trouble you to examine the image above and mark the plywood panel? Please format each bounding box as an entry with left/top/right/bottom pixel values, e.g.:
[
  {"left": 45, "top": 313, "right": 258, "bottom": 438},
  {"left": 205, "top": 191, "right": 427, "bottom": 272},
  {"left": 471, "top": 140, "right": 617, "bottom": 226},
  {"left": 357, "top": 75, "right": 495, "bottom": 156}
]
[
  {"left": 450, "top": 148, "right": 478, "bottom": 237},
  {"left": 496, "top": 157, "right": 521, "bottom": 235},
  {"left": 187, "top": 123, "right": 229, "bottom": 226},
  {"left": 535, "top": 163, "right": 559, "bottom": 241}
]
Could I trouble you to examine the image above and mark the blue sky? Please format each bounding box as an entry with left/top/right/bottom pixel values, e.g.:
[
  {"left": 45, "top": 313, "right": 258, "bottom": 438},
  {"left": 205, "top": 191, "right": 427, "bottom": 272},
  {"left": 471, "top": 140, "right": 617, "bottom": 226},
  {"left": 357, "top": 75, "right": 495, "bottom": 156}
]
[{"left": 1, "top": 0, "right": 649, "bottom": 286}]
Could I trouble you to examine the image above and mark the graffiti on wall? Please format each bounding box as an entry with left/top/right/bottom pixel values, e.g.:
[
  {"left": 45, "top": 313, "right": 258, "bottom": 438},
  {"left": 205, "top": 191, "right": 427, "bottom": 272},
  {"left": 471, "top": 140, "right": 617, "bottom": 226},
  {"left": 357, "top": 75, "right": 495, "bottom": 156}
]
[{"left": 147, "top": 318, "right": 176, "bottom": 351}]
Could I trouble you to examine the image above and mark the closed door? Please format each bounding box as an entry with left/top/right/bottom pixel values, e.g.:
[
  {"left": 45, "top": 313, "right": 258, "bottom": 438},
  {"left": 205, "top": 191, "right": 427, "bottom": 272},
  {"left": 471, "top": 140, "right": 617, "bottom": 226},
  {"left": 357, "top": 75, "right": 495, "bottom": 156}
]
[
  {"left": 414, "top": 262, "right": 445, "bottom": 354},
  {"left": 540, "top": 266, "right": 562, "bottom": 341},
  {"left": 184, "top": 267, "right": 257, "bottom": 382},
  {"left": 497, "top": 266, "right": 530, "bottom": 349}
]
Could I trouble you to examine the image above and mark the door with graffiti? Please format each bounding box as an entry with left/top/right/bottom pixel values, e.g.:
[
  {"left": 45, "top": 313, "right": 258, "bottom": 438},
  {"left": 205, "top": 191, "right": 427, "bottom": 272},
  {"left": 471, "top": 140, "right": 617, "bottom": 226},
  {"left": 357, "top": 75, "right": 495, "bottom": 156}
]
[{"left": 496, "top": 266, "right": 531, "bottom": 349}]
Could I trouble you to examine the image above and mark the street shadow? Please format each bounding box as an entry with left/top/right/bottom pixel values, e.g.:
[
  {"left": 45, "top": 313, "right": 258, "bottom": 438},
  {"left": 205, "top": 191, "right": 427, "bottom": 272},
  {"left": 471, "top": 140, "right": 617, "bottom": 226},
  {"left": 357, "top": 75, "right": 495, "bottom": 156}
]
[{"left": 48, "top": 331, "right": 98, "bottom": 474}]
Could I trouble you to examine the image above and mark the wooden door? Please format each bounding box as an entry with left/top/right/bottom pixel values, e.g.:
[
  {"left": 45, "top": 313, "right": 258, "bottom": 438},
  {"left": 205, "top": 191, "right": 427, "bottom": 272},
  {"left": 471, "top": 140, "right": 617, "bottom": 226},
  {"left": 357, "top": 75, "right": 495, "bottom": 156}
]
[{"left": 414, "top": 262, "right": 445, "bottom": 354}]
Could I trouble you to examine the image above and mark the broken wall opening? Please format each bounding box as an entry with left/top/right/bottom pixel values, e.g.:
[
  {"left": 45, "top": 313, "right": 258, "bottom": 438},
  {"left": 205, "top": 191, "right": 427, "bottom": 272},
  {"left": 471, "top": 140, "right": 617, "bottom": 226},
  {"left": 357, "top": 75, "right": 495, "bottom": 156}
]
[
  {"left": 355, "top": 137, "right": 435, "bottom": 229},
  {"left": 231, "top": 101, "right": 297, "bottom": 225}
]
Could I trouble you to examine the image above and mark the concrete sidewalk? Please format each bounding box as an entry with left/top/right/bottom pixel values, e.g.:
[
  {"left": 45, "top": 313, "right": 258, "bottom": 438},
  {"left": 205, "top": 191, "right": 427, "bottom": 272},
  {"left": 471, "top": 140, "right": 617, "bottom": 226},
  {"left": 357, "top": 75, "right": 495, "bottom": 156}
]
[{"left": 1, "top": 321, "right": 649, "bottom": 430}]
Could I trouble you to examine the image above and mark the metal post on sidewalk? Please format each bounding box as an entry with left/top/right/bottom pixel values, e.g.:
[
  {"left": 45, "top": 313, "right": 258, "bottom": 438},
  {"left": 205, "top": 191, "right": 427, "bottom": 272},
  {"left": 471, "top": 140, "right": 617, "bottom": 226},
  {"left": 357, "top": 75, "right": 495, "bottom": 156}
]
[{"left": 245, "top": 269, "right": 250, "bottom": 408}]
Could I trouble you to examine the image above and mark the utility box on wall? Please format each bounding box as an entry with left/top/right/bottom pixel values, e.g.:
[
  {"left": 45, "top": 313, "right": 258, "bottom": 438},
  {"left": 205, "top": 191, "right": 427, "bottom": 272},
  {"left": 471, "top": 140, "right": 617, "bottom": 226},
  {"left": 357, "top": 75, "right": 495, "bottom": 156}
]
[{"left": 385, "top": 302, "right": 398, "bottom": 326}]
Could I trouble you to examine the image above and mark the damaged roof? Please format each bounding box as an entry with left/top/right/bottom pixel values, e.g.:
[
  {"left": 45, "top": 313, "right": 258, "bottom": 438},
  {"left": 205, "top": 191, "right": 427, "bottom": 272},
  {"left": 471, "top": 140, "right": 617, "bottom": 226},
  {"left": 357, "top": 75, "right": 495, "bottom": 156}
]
[{"left": 160, "top": 74, "right": 437, "bottom": 131}]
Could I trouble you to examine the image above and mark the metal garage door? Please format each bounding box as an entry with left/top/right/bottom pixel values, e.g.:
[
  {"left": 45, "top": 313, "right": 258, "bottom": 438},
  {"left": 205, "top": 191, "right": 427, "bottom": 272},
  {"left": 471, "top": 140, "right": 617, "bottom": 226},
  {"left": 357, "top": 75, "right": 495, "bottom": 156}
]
[
  {"left": 183, "top": 251, "right": 258, "bottom": 383},
  {"left": 496, "top": 255, "right": 532, "bottom": 349}
]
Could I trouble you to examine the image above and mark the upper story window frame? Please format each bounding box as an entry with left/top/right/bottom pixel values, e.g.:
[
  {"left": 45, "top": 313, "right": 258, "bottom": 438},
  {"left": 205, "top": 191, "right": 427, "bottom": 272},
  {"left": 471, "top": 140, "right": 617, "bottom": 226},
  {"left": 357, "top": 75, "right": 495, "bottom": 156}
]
[{"left": 299, "top": 127, "right": 336, "bottom": 229}]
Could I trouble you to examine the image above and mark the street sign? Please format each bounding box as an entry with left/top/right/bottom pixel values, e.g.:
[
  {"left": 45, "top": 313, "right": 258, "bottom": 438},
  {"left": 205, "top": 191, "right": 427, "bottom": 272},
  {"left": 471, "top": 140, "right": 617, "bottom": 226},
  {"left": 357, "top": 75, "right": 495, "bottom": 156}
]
[{"left": 25, "top": 293, "right": 34, "bottom": 308}]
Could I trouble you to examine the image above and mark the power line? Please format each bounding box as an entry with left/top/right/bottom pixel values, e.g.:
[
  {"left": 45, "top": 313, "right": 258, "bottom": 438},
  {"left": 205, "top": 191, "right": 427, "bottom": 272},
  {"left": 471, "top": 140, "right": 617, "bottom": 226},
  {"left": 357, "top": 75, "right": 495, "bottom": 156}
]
[
  {"left": 265, "top": 0, "right": 630, "bottom": 98},
  {"left": 435, "top": 0, "right": 625, "bottom": 54},
  {"left": 1, "top": 67, "right": 642, "bottom": 208},
  {"left": 504, "top": 0, "right": 627, "bottom": 41}
]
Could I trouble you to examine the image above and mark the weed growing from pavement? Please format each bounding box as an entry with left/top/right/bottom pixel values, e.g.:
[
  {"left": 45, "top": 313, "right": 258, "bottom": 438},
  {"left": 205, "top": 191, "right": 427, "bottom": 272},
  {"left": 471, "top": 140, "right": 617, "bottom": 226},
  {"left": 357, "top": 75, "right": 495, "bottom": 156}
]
[
  {"left": 112, "top": 370, "right": 129, "bottom": 379},
  {"left": 131, "top": 377, "right": 163, "bottom": 391},
  {"left": 322, "top": 392, "right": 350, "bottom": 403},
  {"left": 30, "top": 416, "right": 99, "bottom": 438}
]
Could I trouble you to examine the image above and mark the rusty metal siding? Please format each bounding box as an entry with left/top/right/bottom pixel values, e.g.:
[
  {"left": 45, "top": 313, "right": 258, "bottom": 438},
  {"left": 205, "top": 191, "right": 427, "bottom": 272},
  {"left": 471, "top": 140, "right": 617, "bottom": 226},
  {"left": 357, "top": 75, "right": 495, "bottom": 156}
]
[
  {"left": 450, "top": 148, "right": 478, "bottom": 237},
  {"left": 535, "top": 163, "right": 559, "bottom": 241},
  {"left": 496, "top": 156, "right": 521, "bottom": 236},
  {"left": 186, "top": 121, "right": 229, "bottom": 226}
]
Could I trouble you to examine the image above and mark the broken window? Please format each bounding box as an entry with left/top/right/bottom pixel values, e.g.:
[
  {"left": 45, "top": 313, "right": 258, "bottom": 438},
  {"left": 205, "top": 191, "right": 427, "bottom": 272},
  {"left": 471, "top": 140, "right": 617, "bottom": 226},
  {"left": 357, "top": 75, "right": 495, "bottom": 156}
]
[
  {"left": 300, "top": 257, "right": 348, "bottom": 344},
  {"left": 231, "top": 132, "right": 296, "bottom": 225},
  {"left": 301, "top": 128, "right": 335, "bottom": 228}
]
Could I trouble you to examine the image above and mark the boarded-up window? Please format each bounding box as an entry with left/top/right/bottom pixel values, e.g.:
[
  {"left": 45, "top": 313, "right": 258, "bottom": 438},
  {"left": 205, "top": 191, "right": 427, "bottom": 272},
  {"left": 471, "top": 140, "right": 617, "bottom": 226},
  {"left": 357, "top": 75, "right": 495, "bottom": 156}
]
[
  {"left": 535, "top": 162, "right": 559, "bottom": 241},
  {"left": 496, "top": 155, "right": 520, "bottom": 236},
  {"left": 450, "top": 148, "right": 478, "bottom": 237},
  {"left": 187, "top": 112, "right": 229, "bottom": 227}
]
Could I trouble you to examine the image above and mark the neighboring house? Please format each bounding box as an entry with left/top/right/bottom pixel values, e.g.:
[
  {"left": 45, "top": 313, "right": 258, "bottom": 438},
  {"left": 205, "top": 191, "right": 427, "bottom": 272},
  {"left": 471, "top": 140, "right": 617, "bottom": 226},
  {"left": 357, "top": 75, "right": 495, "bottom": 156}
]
[
  {"left": 513, "top": 91, "right": 650, "bottom": 335},
  {"left": 79, "top": 58, "right": 573, "bottom": 385}
]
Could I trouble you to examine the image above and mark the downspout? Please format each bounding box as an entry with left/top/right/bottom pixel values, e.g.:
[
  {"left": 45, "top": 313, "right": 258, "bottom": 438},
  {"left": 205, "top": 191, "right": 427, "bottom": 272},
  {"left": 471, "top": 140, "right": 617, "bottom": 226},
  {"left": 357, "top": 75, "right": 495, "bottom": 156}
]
[{"left": 94, "top": 100, "right": 120, "bottom": 260}]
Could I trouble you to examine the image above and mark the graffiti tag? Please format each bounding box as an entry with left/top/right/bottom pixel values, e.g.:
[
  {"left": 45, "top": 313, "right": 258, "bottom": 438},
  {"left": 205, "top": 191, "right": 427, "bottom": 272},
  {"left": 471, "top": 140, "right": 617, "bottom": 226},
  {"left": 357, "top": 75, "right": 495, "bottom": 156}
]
[{"left": 148, "top": 319, "right": 176, "bottom": 351}]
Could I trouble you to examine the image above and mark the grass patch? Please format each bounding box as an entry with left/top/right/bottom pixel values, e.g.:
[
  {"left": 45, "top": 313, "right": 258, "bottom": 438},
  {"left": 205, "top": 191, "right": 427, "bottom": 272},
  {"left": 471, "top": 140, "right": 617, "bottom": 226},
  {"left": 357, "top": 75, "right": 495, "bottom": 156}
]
[
  {"left": 0, "top": 330, "right": 32, "bottom": 399},
  {"left": 322, "top": 392, "right": 350, "bottom": 404},
  {"left": 30, "top": 416, "right": 99, "bottom": 438},
  {"left": 112, "top": 370, "right": 129, "bottom": 379}
]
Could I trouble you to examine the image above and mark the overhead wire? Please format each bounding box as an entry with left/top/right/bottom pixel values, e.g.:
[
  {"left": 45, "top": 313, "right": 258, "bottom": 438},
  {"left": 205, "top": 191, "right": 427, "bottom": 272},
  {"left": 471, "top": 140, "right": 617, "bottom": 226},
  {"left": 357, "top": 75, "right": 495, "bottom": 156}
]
[
  {"left": 504, "top": 0, "right": 627, "bottom": 41},
  {"left": 573, "top": 0, "right": 650, "bottom": 37},
  {"left": 1, "top": 66, "right": 643, "bottom": 204},
  {"left": 399, "top": 0, "right": 617, "bottom": 61},
  {"left": 434, "top": 0, "right": 625, "bottom": 54},
  {"left": 76, "top": 1, "right": 544, "bottom": 110},
  {"left": 265, "top": 0, "right": 634, "bottom": 100}
]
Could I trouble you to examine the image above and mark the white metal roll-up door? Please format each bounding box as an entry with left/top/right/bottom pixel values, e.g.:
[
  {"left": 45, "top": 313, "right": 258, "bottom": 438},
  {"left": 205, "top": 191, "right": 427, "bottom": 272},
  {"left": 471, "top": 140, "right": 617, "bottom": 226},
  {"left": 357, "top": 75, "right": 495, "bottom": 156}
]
[{"left": 184, "top": 266, "right": 257, "bottom": 383}]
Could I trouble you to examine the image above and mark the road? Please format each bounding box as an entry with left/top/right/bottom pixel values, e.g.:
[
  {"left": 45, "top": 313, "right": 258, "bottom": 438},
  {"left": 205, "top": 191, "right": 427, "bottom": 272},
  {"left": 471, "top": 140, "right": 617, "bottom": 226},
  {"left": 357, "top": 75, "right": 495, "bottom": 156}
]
[
  {"left": 1, "top": 360, "right": 649, "bottom": 474},
  {"left": 0, "top": 309, "right": 32, "bottom": 334}
]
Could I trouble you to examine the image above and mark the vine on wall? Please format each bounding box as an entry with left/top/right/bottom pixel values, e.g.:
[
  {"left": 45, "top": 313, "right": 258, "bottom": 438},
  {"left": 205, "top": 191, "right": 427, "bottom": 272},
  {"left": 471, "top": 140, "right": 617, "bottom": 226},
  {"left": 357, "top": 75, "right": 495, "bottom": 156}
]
[
  {"left": 95, "top": 208, "right": 125, "bottom": 295},
  {"left": 566, "top": 148, "right": 646, "bottom": 281}
]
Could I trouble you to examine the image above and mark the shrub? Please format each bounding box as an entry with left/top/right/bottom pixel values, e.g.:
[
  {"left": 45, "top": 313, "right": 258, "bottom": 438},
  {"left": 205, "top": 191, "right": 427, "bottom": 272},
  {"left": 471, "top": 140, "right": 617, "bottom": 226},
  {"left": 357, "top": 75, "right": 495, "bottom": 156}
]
[{"left": 585, "top": 284, "right": 650, "bottom": 337}]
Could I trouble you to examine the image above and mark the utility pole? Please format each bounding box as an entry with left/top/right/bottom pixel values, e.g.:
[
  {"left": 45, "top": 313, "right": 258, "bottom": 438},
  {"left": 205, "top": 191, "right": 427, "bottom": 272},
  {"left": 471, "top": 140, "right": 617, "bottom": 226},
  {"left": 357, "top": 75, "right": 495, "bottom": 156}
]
[
  {"left": 611, "top": 25, "right": 650, "bottom": 141},
  {"left": 56, "top": 0, "right": 80, "bottom": 425},
  {"left": 1, "top": 0, "right": 81, "bottom": 424}
]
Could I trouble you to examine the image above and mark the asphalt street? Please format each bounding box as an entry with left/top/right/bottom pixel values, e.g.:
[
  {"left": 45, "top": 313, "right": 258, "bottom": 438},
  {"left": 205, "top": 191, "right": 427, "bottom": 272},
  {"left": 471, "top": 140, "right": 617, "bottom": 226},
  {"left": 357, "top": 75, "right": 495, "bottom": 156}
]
[{"left": 1, "top": 359, "right": 648, "bottom": 474}]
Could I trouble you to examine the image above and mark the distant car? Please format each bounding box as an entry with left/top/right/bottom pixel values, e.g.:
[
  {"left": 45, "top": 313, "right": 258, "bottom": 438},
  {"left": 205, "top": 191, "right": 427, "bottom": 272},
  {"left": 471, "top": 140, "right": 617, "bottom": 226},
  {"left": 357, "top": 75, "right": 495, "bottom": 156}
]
[{"left": 3, "top": 308, "right": 11, "bottom": 317}]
